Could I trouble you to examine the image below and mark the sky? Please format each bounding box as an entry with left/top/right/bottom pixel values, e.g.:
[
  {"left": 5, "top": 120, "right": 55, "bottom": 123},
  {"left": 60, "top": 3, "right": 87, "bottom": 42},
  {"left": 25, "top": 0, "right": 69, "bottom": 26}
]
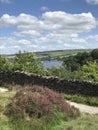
[{"left": 0, "top": 0, "right": 98, "bottom": 54}]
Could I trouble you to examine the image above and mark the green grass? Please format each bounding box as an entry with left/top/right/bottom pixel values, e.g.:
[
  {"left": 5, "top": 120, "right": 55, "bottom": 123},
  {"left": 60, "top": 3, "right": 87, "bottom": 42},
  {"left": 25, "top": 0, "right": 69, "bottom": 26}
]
[
  {"left": 0, "top": 87, "right": 98, "bottom": 130},
  {"left": 63, "top": 94, "right": 98, "bottom": 107},
  {"left": 0, "top": 90, "right": 16, "bottom": 130},
  {"left": 35, "top": 49, "right": 91, "bottom": 59},
  {"left": 63, "top": 114, "right": 98, "bottom": 130},
  {"left": 0, "top": 113, "right": 98, "bottom": 130}
]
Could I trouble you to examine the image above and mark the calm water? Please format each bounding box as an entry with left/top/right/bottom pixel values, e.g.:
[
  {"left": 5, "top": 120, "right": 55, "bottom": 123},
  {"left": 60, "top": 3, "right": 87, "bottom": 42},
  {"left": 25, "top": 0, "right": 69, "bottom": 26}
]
[{"left": 43, "top": 60, "right": 62, "bottom": 69}]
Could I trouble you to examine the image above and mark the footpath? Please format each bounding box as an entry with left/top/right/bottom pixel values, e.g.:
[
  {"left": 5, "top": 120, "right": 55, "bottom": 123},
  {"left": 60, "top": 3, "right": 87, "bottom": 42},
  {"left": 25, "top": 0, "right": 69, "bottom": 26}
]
[{"left": 67, "top": 100, "right": 98, "bottom": 115}]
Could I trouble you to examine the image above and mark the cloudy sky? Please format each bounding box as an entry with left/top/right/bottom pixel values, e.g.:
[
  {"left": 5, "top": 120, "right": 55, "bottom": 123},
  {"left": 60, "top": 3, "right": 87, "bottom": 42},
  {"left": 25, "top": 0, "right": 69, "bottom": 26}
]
[{"left": 0, "top": 0, "right": 98, "bottom": 54}]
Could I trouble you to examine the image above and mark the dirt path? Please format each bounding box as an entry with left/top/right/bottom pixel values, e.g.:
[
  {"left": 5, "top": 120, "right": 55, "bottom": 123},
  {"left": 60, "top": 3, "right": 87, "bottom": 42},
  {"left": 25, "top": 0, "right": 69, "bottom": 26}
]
[
  {"left": 0, "top": 88, "right": 8, "bottom": 92},
  {"left": 67, "top": 100, "right": 98, "bottom": 115}
]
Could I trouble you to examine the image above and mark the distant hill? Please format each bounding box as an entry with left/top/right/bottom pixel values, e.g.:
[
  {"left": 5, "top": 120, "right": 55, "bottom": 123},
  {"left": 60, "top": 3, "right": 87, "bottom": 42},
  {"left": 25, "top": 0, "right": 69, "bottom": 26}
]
[
  {"left": 35, "top": 49, "right": 91, "bottom": 59},
  {"left": 1, "top": 49, "right": 92, "bottom": 60}
]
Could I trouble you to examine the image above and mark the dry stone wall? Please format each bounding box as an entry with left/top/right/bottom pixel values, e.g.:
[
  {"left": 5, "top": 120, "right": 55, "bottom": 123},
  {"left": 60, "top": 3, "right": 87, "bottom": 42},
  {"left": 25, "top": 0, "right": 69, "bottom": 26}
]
[{"left": 0, "top": 71, "right": 98, "bottom": 97}]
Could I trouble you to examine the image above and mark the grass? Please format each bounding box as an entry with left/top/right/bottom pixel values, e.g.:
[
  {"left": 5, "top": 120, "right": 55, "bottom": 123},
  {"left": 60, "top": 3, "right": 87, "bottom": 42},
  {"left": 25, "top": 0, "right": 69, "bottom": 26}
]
[
  {"left": 63, "top": 114, "right": 98, "bottom": 130},
  {"left": 63, "top": 94, "right": 98, "bottom": 107},
  {"left": 5, "top": 49, "right": 90, "bottom": 61},
  {"left": 0, "top": 86, "right": 98, "bottom": 130},
  {"left": 35, "top": 49, "right": 91, "bottom": 59},
  {"left": 0, "top": 113, "right": 98, "bottom": 130},
  {"left": 0, "top": 90, "right": 16, "bottom": 130}
]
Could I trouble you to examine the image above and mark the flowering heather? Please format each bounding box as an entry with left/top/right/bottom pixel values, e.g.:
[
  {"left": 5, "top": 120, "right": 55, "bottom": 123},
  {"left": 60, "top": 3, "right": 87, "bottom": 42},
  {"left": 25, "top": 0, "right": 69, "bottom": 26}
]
[{"left": 5, "top": 85, "right": 80, "bottom": 120}]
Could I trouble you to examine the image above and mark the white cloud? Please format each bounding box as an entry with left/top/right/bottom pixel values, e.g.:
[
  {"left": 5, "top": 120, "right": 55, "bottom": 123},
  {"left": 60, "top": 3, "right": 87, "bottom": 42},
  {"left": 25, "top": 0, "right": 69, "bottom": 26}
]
[
  {"left": 0, "top": 13, "right": 38, "bottom": 27},
  {"left": 14, "top": 30, "right": 41, "bottom": 37},
  {"left": 86, "top": 34, "right": 98, "bottom": 41},
  {"left": 86, "top": 0, "right": 98, "bottom": 4},
  {"left": 42, "top": 11, "right": 96, "bottom": 33},
  {"left": 71, "top": 38, "right": 86, "bottom": 43},
  {"left": 13, "top": 45, "right": 20, "bottom": 49},
  {"left": 0, "top": 12, "right": 96, "bottom": 32},
  {"left": 41, "top": 6, "right": 49, "bottom": 11},
  {"left": 0, "top": 0, "right": 11, "bottom": 4},
  {"left": 0, "top": 11, "right": 98, "bottom": 54},
  {"left": 0, "top": 37, "right": 35, "bottom": 54},
  {"left": 18, "top": 39, "right": 31, "bottom": 45},
  {"left": 0, "top": 45, "right": 5, "bottom": 49},
  {"left": 0, "top": 14, "right": 16, "bottom": 27}
]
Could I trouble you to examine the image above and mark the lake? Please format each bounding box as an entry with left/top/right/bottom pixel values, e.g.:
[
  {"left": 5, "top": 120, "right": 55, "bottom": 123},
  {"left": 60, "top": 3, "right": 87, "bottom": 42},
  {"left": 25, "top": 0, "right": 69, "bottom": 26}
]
[{"left": 42, "top": 60, "right": 62, "bottom": 69}]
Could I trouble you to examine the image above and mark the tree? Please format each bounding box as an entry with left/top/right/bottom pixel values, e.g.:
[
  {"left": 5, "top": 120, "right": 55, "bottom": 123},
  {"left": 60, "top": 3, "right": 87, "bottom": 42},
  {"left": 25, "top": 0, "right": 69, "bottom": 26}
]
[
  {"left": 13, "top": 51, "right": 36, "bottom": 71},
  {"left": 81, "top": 61, "right": 98, "bottom": 82},
  {"left": 91, "top": 49, "right": 98, "bottom": 60},
  {"left": 48, "top": 66, "right": 72, "bottom": 79},
  {"left": 62, "top": 51, "right": 93, "bottom": 72},
  {"left": 75, "top": 52, "right": 92, "bottom": 65},
  {"left": 13, "top": 51, "right": 47, "bottom": 75},
  {"left": 0, "top": 55, "right": 12, "bottom": 71}
]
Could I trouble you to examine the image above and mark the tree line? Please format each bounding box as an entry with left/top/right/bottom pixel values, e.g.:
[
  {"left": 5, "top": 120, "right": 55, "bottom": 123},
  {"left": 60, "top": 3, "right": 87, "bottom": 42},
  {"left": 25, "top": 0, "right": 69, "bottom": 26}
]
[
  {"left": 47, "top": 49, "right": 98, "bottom": 82},
  {"left": 0, "top": 49, "right": 98, "bottom": 82}
]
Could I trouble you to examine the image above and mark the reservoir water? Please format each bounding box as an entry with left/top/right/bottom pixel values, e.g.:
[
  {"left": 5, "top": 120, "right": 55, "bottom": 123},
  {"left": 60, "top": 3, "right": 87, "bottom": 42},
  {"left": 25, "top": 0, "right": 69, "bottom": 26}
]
[{"left": 42, "top": 60, "right": 62, "bottom": 69}]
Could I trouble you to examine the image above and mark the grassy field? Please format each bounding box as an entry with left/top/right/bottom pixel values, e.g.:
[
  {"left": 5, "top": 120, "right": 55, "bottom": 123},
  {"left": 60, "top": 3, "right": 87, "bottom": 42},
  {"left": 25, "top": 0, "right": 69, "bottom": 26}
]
[
  {"left": 0, "top": 87, "right": 98, "bottom": 130},
  {"left": 35, "top": 49, "right": 91, "bottom": 59},
  {"left": 3, "top": 49, "right": 91, "bottom": 60}
]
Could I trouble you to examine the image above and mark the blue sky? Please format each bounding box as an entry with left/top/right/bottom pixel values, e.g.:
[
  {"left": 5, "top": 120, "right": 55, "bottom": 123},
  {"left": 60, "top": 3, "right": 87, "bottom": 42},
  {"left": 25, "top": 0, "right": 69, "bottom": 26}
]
[{"left": 0, "top": 0, "right": 98, "bottom": 54}]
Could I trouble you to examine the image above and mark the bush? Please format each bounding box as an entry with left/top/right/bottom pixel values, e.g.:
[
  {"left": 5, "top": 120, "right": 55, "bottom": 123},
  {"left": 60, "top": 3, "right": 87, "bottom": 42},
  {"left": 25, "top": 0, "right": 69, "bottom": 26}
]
[{"left": 5, "top": 85, "right": 80, "bottom": 121}]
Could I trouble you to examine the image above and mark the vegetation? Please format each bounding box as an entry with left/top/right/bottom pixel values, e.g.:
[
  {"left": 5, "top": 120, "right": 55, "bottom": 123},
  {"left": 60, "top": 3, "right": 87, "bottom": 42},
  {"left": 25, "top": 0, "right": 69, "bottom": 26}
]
[
  {"left": 0, "top": 49, "right": 98, "bottom": 82},
  {"left": 63, "top": 94, "right": 98, "bottom": 107},
  {"left": 48, "top": 49, "right": 98, "bottom": 82},
  {"left": 13, "top": 51, "right": 48, "bottom": 75},
  {"left": 0, "top": 51, "right": 48, "bottom": 75},
  {"left": 91, "top": 48, "right": 98, "bottom": 60},
  {"left": 62, "top": 49, "right": 98, "bottom": 71},
  {"left": 0, "top": 55, "right": 12, "bottom": 71},
  {"left": 0, "top": 49, "right": 98, "bottom": 130},
  {"left": 35, "top": 49, "right": 90, "bottom": 59},
  {"left": 5, "top": 86, "right": 80, "bottom": 119},
  {"left": 0, "top": 86, "right": 98, "bottom": 130},
  {"left": 3, "top": 85, "right": 79, "bottom": 130}
]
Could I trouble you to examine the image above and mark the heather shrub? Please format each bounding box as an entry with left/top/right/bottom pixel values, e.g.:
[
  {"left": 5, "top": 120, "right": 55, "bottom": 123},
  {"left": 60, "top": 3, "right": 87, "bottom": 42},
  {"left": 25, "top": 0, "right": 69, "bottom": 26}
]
[{"left": 5, "top": 85, "right": 80, "bottom": 121}]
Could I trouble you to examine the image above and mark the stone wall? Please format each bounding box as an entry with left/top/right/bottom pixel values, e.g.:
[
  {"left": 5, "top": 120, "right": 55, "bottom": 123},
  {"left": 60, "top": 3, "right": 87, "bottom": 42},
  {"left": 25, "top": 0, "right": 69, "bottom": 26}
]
[{"left": 0, "top": 71, "right": 98, "bottom": 97}]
